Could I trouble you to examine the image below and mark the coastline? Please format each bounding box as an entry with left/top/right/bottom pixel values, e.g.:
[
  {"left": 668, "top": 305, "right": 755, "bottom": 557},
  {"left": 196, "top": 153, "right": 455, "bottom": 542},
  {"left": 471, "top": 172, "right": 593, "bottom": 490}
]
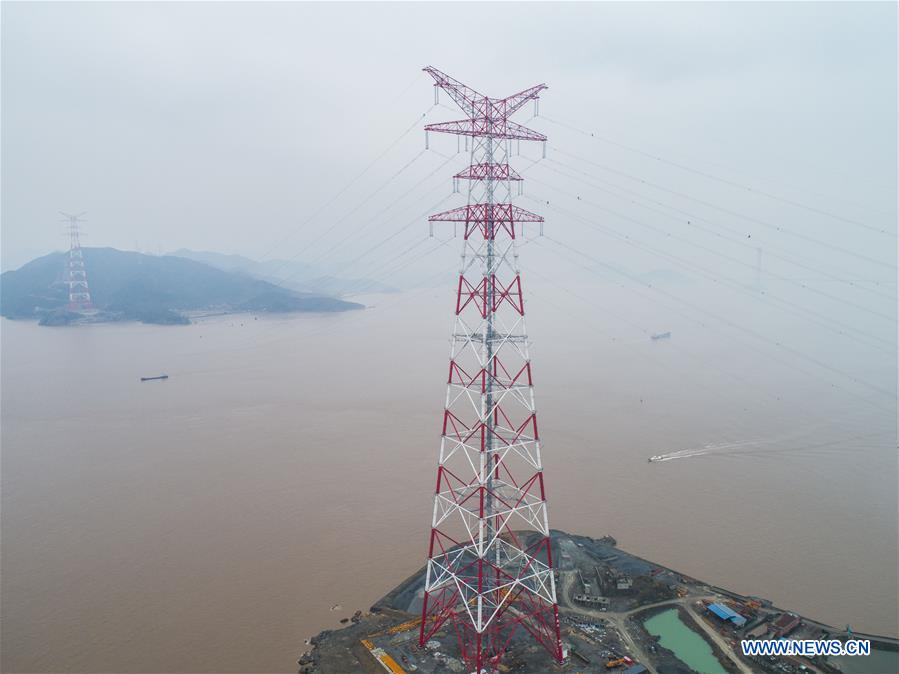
[{"left": 300, "top": 530, "right": 899, "bottom": 674}]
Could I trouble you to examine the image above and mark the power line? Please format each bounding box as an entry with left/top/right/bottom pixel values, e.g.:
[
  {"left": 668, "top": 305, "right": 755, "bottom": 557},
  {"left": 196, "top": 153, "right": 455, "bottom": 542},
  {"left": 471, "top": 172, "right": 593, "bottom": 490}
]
[
  {"left": 301, "top": 151, "right": 459, "bottom": 271},
  {"left": 173, "top": 235, "right": 457, "bottom": 364},
  {"left": 255, "top": 103, "right": 439, "bottom": 265},
  {"left": 539, "top": 233, "right": 895, "bottom": 406},
  {"left": 521, "top": 243, "right": 884, "bottom": 440},
  {"left": 541, "top": 115, "right": 898, "bottom": 229},
  {"left": 552, "top": 146, "right": 897, "bottom": 271},
  {"left": 521, "top": 175, "right": 896, "bottom": 350},
  {"left": 266, "top": 189, "right": 455, "bottom": 293},
  {"left": 540, "top": 157, "right": 896, "bottom": 302}
]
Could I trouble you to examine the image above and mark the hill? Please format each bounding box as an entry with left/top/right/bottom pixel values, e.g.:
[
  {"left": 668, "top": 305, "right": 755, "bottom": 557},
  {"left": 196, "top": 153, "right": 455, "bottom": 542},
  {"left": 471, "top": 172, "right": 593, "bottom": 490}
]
[
  {"left": 0, "top": 248, "right": 364, "bottom": 325},
  {"left": 169, "top": 249, "right": 398, "bottom": 296}
]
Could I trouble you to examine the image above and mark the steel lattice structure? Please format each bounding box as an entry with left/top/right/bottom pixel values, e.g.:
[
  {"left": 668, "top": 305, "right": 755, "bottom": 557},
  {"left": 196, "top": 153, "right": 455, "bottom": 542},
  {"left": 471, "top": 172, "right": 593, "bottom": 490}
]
[
  {"left": 418, "top": 67, "right": 565, "bottom": 673},
  {"left": 61, "top": 211, "right": 93, "bottom": 312}
]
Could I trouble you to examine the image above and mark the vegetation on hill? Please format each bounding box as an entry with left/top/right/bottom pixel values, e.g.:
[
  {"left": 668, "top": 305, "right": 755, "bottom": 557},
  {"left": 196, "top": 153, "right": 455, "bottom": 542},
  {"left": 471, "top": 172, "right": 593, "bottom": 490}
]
[{"left": 0, "top": 248, "right": 363, "bottom": 325}]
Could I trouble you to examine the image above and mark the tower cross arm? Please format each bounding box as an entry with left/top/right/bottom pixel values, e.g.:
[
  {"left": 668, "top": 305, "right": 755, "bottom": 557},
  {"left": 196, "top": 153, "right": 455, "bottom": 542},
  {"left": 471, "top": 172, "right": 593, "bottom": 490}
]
[
  {"left": 428, "top": 205, "right": 471, "bottom": 222},
  {"left": 455, "top": 163, "right": 523, "bottom": 182},
  {"left": 424, "top": 66, "right": 487, "bottom": 119},
  {"left": 424, "top": 118, "right": 546, "bottom": 141},
  {"left": 428, "top": 204, "right": 544, "bottom": 223},
  {"left": 505, "top": 120, "right": 547, "bottom": 142},
  {"left": 499, "top": 83, "right": 548, "bottom": 117},
  {"left": 510, "top": 205, "right": 545, "bottom": 222}
]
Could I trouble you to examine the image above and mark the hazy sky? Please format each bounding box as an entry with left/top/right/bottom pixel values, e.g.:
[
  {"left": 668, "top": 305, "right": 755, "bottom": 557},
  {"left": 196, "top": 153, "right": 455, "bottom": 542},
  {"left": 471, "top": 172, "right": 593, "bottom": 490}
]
[{"left": 2, "top": 1, "right": 896, "bottom": 279}]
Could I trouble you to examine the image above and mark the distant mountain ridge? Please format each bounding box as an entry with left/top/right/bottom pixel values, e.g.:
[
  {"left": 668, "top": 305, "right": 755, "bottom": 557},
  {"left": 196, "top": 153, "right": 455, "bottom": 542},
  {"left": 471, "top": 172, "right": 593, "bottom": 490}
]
[
  {"left": 0, "top": 248, "right": 363, "bottom": 325},
  {"left": 169, "top": 249, "right": 397, "bottom": 297}
]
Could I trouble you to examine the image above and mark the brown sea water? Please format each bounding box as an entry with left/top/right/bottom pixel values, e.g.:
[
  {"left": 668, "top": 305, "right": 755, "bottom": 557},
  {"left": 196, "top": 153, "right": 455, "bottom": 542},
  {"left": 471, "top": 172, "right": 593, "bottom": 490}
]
[{"left": 2, "top": 283, "right": 896, "bottom": 673}]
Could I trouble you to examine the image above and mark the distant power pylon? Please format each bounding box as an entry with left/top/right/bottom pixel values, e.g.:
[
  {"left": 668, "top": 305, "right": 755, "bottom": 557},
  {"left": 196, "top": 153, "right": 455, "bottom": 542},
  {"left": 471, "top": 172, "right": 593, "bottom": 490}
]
[
  {"left": 60, "top": 211, "right": 93, "bottom": 312},
  {"left": 418, "top": 67, "right": 565, "bottom": 673}
]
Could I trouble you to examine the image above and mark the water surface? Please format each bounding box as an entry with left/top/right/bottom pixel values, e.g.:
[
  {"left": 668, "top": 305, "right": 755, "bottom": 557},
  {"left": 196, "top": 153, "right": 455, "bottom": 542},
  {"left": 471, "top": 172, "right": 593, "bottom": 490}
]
[
  {"left": 644, "top": 608, "right": 726, "bottom": 674},
  {"left": 2, "top": 281, "right": 896, "bottom": 672},
  {"left": 829, "top": 647, "right": 899, "bottom": 674}
]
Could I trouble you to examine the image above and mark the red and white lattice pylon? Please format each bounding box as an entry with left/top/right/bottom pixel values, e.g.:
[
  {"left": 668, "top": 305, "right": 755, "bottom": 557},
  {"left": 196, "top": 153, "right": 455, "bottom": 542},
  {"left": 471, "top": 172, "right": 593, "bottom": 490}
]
[
  {"left": 418, "top": 67, "right": 565, "bottom": 673},
  {"left": 61, "top": 211, "right": 93, "bottom": 312}
]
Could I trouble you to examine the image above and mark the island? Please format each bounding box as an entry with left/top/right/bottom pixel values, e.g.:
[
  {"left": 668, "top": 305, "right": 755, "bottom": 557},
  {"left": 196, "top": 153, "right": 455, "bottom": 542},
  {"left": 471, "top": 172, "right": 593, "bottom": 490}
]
[
  {"left": 0, "top": 248, "right": 363, "bottom": 325},
  {"left": 299, "top": 530, "right": 898, "bottom": 674}
]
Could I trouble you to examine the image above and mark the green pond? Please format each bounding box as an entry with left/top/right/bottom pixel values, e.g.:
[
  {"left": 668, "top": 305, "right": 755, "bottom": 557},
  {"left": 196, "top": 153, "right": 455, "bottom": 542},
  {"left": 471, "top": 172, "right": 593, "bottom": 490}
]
[{"left": 644, "top": 608, "right": 727, "bottom": 674}]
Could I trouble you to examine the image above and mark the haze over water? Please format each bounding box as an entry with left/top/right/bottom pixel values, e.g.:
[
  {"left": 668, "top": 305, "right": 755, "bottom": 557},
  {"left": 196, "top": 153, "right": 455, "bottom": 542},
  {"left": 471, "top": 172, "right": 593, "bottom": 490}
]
[{"left": 2, "top": 279, "right": 895, "bottom": 673}]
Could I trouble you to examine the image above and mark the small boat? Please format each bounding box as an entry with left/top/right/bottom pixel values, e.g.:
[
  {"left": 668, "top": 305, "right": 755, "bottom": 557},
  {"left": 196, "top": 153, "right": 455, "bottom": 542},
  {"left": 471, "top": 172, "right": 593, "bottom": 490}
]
[
  {"left": 140, "top": 374, "right": 169, "bottom": 382},
  {"left": 651, "top": 331, "right": 672, "bottom": 341}
]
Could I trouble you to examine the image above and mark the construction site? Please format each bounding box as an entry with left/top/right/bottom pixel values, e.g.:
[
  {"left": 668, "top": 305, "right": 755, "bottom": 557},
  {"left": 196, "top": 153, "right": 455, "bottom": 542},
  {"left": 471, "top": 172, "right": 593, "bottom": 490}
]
[{"left": 298, "top": 529, "right": 898, "bottom": 674}]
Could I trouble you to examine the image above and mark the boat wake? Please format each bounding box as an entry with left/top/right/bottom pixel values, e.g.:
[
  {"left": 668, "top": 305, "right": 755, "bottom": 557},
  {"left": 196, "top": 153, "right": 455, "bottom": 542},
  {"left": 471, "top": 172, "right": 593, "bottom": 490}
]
[
  {"left": 648, "top": 438, "right": 767, "bottom": 463},
  {"left": 648, "top": 431, "right": 889, "bottom": 464},
  {"left": 647, "top": 411, "right": 892, "bottom": 464}
]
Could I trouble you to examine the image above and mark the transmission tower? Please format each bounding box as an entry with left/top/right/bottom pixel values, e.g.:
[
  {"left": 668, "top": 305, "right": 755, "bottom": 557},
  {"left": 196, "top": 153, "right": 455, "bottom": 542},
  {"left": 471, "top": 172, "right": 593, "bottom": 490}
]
[
  {"left": 418, "top": 67, "right": 565, "bottom": 673},
  {"left": 60, "top": 211, "right": 93, "bottom": 312}
]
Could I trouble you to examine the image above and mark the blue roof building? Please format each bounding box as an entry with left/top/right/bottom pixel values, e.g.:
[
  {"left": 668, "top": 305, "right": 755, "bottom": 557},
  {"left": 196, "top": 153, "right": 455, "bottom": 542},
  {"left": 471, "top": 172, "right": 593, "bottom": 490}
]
[{"left": 707, "top": 602, "right": 747, "bottom": 627}]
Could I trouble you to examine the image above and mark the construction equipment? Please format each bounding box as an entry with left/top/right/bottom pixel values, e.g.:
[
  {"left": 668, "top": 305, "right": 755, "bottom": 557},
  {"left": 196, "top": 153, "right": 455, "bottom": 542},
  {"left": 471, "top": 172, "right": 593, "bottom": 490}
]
[
  {"left": 606, "top": 656, "right": 634, "bottom": 669},
  {"left": 388, "top": 618, "right": 421, "bottom": 635}
]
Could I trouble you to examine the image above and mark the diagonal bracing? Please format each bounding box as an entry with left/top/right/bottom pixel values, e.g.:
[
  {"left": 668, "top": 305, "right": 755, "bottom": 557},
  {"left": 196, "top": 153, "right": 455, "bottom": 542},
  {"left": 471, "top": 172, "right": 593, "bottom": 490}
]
[{"left": 418, "top": 66, "right": 565, "bottom": 674}]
